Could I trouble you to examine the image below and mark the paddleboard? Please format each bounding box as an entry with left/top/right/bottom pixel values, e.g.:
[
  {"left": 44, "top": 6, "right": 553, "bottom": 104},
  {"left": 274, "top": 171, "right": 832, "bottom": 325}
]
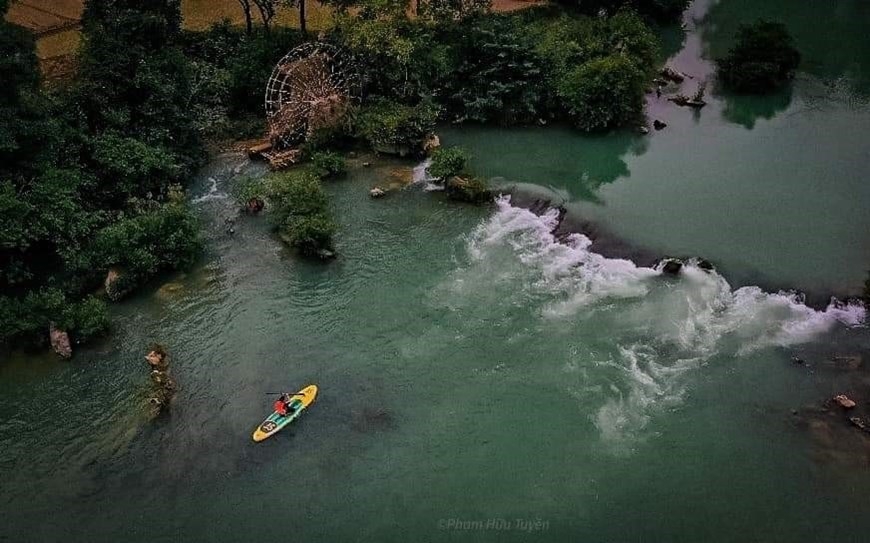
[{"left": 252, "top": 384, "right": 318, "bottom": 442}]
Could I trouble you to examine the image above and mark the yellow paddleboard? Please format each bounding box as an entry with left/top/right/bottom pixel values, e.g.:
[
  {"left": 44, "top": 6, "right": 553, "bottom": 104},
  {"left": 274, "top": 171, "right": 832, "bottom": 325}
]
[{"left": 252, "top": 385, "right": 318, "bottom": 442}]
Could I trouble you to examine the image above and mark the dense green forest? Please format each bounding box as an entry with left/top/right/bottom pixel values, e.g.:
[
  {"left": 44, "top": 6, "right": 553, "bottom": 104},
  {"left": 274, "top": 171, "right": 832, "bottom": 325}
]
[{"left": 1, "top": 0, "right": 687, "bottom": 349}]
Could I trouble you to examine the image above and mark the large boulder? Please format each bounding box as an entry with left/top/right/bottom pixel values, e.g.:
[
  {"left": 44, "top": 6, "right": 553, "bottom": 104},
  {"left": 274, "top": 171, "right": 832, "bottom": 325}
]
[{"left": 49, "top": 324, "right": 72, "bottom": 359}]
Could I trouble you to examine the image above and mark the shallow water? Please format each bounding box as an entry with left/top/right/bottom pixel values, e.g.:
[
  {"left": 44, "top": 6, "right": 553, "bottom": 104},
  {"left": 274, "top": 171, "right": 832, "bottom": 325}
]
[{"left": 3, "top": 1, "right": 870, "bottom": 542}]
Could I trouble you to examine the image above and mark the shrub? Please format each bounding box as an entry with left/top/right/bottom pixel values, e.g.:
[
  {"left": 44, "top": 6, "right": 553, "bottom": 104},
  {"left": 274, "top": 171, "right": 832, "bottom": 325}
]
[
  {"left": 264, "top": 171, "right": 336, "bottom": 257},
  {"left": 427, "top": 146, "right": 469, "bottom": 180},
  {"left": 90, "top": 201, "right": 202, "bottom": 291},
  {"left": 717, "top": 20, "right": 801, "bottom": 93},
  {"left": 282, "top": 213, "right": 337, "bottom": 257},
  {"left": 355, "top": 100, "right": 439, "bottom": 154},
  {"left": 556, "top": 55, "right": 646, "bottom": 131},
  {"left": 0, "top": 289, "right": 108, "bottom": 345},
  {"left": 70, "top": 296, "right": 110, "bottom": 342},
  {"left": 310, "top": 151, "right": 347, "bottom": 178}
]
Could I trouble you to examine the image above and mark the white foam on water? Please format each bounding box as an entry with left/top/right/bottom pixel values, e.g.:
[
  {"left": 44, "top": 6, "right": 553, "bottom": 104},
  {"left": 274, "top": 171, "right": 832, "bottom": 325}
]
[
  {"left": 460, "top": 195, "right": 866, "bottom": 448},
  {"left": 412, "top": 158, "right": 444, "bottom": 191},
  {"left": 192, "top": 177, "right": 228, "bottom": 203}
]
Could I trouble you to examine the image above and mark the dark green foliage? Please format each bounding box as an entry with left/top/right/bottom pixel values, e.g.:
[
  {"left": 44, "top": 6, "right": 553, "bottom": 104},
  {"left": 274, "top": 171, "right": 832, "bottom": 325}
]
[
  {"left": 552, "top": 0, "right": 688, "bottom": 22},
  {"left": 89, "top": 134, "right": 181, "bottom": 203},
  {"left": 427, "top": 146, "right": 469, "bottom": 180},
  {"left": 181, "top": 22, "right": 304, "bottom": 117},
  {"left": 446, "top": 16, "right": 545, "bottom": 124},
  {"left": 446, "top": 176, "right": 490, "bottom": 204},
  {"left": 69, "top": 296, "right": 111, "bottom": 342},
  {"left": 556, "top": 55, "right": 646, "bottom": 131},
  {"left": 0, "top": 1, "right": 205, "bottom": 347},
  {"left": 717, "top": 20, "right": 801, "bottom": 93},
  {"left": 356, "top": 100, "right": 439, "bottom": 153},
  {"left": 310, "top": 151, "right": 347, "bottom": 178},
  {"left": 0, "top": 289, "right": 109, "bottom": 346},
  {"left": 90, "top": 198, "right": 202, "bottom": 290},
  {"left": 419, "top": 0, "right": 491, "bottom": 23},
  {"left": 75, "top": 0, "right": 203, "bottom": 176},
  {"left": 329, "top": 14, "right": 451, "bottom": 102},
  {"left": 283, "top": 213, "right": 337, "bottom": 257},
  {"left": 263, "top": 171, "right": 337, "bottom": 257}
]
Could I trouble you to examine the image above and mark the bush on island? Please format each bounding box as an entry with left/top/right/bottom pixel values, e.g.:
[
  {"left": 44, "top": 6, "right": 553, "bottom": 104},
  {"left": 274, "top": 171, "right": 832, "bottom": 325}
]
[
  {"left": 427, "top": 146, "right": 470, "bottom": 180},
  {"left": 355, "top": 100, "right": 439, "bottom": 156},
  {"left": 264, "top": 171, "right": 337, "bottom": 257}
]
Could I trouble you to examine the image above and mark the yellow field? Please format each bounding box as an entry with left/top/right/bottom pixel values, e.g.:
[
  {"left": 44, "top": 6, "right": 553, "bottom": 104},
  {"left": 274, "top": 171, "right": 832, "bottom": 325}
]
[
  {"left": 5, "top": 0, "right": 333, "bottom": 61},
  {"left": 182, "top": 0, "right": 333, "bottom": 32}
]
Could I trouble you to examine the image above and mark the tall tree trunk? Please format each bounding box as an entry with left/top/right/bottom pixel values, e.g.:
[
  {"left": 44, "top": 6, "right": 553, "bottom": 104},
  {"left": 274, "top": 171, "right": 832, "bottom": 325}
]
[
  {"left": 299, "top": 0, "right": 306, "bottom": 36},
  {"left": 253, "top": 0, "right": 275, "bottom": 32},
  {"left": 237, "top": 0, "right": 253, "bottom": 35}
]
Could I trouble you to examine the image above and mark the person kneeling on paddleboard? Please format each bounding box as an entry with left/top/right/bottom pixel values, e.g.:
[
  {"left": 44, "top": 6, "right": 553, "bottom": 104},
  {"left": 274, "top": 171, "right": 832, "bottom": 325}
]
[{"left": 274, "top": 396, "right": 289, "bottom": 417}]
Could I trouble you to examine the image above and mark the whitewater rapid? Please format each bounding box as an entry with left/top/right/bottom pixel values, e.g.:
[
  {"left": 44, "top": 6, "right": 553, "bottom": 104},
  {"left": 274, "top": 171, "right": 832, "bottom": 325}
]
[{"left": 446, "top": 196, "right": 865, "bottom": 449}]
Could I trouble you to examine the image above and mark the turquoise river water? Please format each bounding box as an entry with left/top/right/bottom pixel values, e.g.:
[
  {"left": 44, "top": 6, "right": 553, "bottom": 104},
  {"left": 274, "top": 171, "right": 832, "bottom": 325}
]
[{"left": 2, "top": 1, "right": 870, "bottom": 541}]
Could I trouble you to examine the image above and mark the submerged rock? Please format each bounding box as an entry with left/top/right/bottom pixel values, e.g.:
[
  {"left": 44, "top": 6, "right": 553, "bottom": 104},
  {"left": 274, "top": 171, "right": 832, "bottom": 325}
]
[
  {"left": 638, "top": 125, "right": 650, "bottom": 135},
  {"left": 369, "top": 187, "right": 386, "bottom": 198},
  {"left": 850, "top": 417, "right": 870, "bottom": 433},
  {"left": 826, "top": 355, "right": 863, "bottom": 371},
  {"left": 316, "top": 248, "right": 336, "bottom": 260},
  {"left": 653, "top": 119, "right": 668, "bottom": 131},
  {"left": 49, "top": 324, "right": 72, "bottom": 359}
]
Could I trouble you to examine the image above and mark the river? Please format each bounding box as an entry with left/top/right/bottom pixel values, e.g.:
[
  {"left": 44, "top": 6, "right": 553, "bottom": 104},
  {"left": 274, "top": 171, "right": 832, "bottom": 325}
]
[{"left": 2, "top": 1, "right": 870, "bottom": 541}]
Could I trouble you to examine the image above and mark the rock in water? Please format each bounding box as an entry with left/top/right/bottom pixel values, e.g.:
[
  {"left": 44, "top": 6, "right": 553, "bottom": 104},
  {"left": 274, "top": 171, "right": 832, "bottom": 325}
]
[
  {"left": 423, "top": 134, "right": 441, "bottom": 155},
  {"left": 661, "top": 259, "right": 683, "bottom": 276},
  {"left": 834, "top": 395, "right": 857, "bottom": 409},
  {"left": 653, "top": 119, "right": 667, "bottom": 131},
  {"left": 49, "top": 324, "right": 72, "bottom": 359},
  {"left": 826, "top": 355, "right": 862, "bottom": 370},
  {"left": 850, "top": 417, "right": 869, "bottom": 433},
  {"left": 369, "top": 187, "right": 386, "bottom": 198},
  {"left": 697, "top": 258, "right": 715, "bottom": 271},
  {"left": 245, "top": 197, "right": 264, "bottom": 214},
  {"left": 105, "top": 267, "right": 131, "bottom": 301},
  {"left": 661, "top": 66, "right": 688, "bottom": 83}
]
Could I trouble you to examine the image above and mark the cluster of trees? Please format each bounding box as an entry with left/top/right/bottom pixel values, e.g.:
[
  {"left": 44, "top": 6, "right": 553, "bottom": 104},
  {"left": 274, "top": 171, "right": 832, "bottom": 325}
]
[
  {"left": 325, "top": 4, "right": 660, "bottom": 132},
  {"left": 237, "top": 167, "right": 339, "bottom": 257},
  {"left": 716, "top": 20, "right": 801, "bottom": 93},
  {"left": 1, "top": 0, "right": 203, "bottom": 347}
]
